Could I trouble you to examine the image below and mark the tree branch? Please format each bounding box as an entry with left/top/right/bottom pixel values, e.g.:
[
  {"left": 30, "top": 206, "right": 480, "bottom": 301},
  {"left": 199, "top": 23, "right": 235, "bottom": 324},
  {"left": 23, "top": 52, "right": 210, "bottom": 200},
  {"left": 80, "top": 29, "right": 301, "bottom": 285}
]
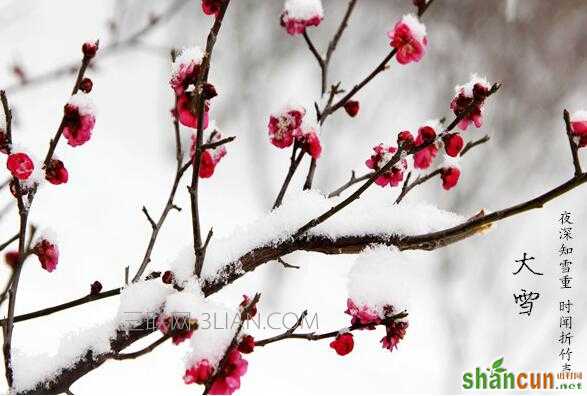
[{"left": 563, "top": 109, "right": 583, "bottom": 176}]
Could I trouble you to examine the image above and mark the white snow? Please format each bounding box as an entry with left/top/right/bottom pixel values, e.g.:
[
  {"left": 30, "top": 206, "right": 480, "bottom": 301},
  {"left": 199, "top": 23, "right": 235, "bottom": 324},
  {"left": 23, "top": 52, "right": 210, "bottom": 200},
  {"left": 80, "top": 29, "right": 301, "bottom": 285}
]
[
  {"left": 169, "top": 191, "right": 465, "bottom": 284},
  {"left": 283, "top": 0, "right": 324, "bottom": 20},
  {"left": 455, "top": 74, "right": 490, "bottom": 98},
  {"left": 11, "top": 320, "right": 117, "bottom": 393},
  {"left": 116, "top": 279, "right": 174, "bottom": 330},
  {"left": 440, "top": 153, "right": 460, "bottom": 169},
  {"left": 171, "top": 46, "right": 204, "bottom": 76},
  {"left": 348, "top": 245, "right": 412, "bottom": 316},
  {"left": 67, "top": 92, "right": 96, "bottom": 116},
  {"left": 570, "top": 110, "right": 587, "bottom": 122},
  {"left": 401, "top": 14, "right": 427, "bottom": 43},
  {"left": 184, "top": 298, "right": 239, "bottom": 369}
]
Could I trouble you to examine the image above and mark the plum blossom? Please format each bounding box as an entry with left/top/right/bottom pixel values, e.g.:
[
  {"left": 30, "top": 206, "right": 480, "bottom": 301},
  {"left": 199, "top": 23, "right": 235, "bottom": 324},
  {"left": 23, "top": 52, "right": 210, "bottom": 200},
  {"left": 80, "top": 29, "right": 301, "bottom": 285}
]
[
  {"left": 388, "top": 14, "right": 427, "bottom": 65},
  {"left": 268, "top": 105, "right": 305, "bottom": 148},
  {"left": 208, "top": 349, "right": 248, "bottom": 395},
  {"left": 156, "top": 314, "right": 196, "bottom": 345},
  {"left": 184, "top": 359, "right": 214, "bottom": 385},
  {"left": 170, "top": 47, "right": 211, "bottom": 129},
  {"left": 365, "top": 144, "right": 407, "bottom": 187},
  {"left": 90, "top": 280, "right": 102, "bottom": 295},
  {"left": 413, "top": 122, "right": 439, "bottom": 169},
  {"left": 450, "top": 75, "right": 491, "bottom": 131},
  {"left": 298, "top": 122, "right": 322, "bottom": 159},
  {"left": 79, "top": 78, "right": 93, "bottom": 93},
  {"left": 280, "top": 0, "right": 324, "bottom": 35},
  {"left": 442, "top": 133, "right": 464, "bottom": 157},
  {"left": 380, "top": 321, "right": 408, "bottom": 351},
  {"left": 63, "top": 92, "right": 96, "bottom": 147},
  {"left": 162, "top": 270, "right": 175, "bottom": 284},
  {"left": 33, "top": 237, "right": 59, "bottom": 272},
  {"left": 191, "top": 129, "right": 228, "bottom": 178},
  {"left": 237, "top": 335, "right": 255, "bottom": 354},
  {"left": 45, "top": 159, "right": 69, "bottom": 185},
  {"left": 7, "top": 152, "right": 34, "bottom": 180},
  {"left": 202, "top": 0, "right": 223, "bottom": 16},
  {"left": 397, "top": 130, "right": 415, "bottom": 149},
  {"left": 344, "top": 100, "right": 360, "bottom": 117},
  {"left": 345, "top": 298, "right": 381, "bottom": 327},
  {"left": 329, "top": 333, "right": 354, "bottom": 356},
  {"left": 570, "top": 110, "right": 587, "bottom": 148},
  {"left": 441, "top": 166, "right": 461, "bottom": 190}
]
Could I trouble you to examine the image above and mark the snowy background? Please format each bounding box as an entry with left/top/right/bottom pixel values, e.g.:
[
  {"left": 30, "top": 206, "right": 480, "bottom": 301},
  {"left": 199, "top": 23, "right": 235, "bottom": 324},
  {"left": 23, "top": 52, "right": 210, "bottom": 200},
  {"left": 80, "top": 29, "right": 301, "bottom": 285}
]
[{"left": 0, "top": 0, "right": 586, "bottom": 393}]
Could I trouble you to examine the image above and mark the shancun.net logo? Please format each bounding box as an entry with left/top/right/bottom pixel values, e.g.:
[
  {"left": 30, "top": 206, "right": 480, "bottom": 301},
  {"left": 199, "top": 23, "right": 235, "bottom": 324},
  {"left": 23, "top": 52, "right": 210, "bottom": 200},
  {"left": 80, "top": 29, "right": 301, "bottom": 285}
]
[{"left": 462, "top": 357, "right": 583, "bottom": 390}]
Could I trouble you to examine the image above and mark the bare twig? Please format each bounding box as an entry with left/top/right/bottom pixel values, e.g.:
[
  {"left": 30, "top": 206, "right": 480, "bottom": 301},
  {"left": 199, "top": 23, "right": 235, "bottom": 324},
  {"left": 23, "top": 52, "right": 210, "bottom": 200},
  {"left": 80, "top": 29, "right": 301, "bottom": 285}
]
[
  {"left": 112, "top": 334, "right": 171, "bottom": 360},
  {"left": 131, "top": 118, "right": 189, "bottom": 282},
  {"left": 328, "top": 170, "right": 373, "bottom": 198},
  {"left": 141, "top": 206, "right": 157, "bottom": 229},
  {"left": 256, "top": 311, "right": 407, "bottom": 347},
  {"left": 201, "top": 135, "right": 236, "bottom": 150},
  {"left": 276, "top": 257, "right": 300, "bottom": 269},
  {"left": 272, "top": 146, "right": 305, "bottom": 209},
  {"left": 460, "top": 134, "right": 490, "bottom": 156}
]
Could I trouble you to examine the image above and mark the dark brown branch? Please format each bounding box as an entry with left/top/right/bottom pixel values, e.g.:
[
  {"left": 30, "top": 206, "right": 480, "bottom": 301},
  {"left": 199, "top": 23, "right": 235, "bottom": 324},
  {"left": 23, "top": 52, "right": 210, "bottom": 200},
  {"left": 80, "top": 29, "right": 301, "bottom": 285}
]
[
  {"left": 302, "top": 31, "right": 325, "bottom": 93},
  {"left": 0, "top": 91, "right": 13, "bottom": 143},
  {"left": 460, "top": 134, "right": 490, "bottom": 156},
  {"left": 190, "top": 0, "right": 231, "bottom": 278},
  {"left": 563, "top": 109, "right": 583, "bottom": 176},
  {"left": 276, "top": 257, "right": 300, "bottom": 269},
  {"left": 141, "top": 206, "right": 157, "bottom": 229},
  {"left": 0, "top": 233, "right": 19, "bottom": 251},
  {"left": 295, "top": 84, "right": 500, "bottom": 238}
]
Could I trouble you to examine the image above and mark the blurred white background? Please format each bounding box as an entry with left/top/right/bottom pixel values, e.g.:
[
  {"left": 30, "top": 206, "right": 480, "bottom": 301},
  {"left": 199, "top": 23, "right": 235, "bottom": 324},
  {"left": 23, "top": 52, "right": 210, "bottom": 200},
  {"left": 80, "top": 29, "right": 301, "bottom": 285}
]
[{"left": 0, "top": 0, "right": 585, "bottom": 393}]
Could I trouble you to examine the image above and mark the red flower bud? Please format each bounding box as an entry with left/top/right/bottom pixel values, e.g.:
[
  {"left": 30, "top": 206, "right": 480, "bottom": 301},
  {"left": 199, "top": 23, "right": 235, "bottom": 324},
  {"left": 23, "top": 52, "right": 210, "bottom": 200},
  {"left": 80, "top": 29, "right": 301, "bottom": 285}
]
[
  {"left": 4, "top": 251, "right": 19, "bottom": 268},
  {"left": 33, "top": 239, "right": 59, "bottom": 272},
  {"left": 329, "top": 333, "right": 354, "bottom": 356},
  {"left": 45, "top": 159, "right": 69, "bottom": 185},
  {"left": 344, "top": 100, "right": 360, "bottom": 117},
  {"left": 82, "top": 41, "right": 98, "bottom": 59},
  {"left": 397, "top": 130, "right": 415, "bottom": 149},
  {"left": 441, "top": 167, "right": 461, "bottom": 190},
  {"left": 162, "top": 270, "right": 174, "bottom": 284},
  {"left": 202, "top": 83, "right": 218, "bottom": 100},
  {"left": 79, "top": 78, "right": 93, "bottom": 93},
  {"left": 442, "top": 133, "right": 464, "bottom": 157},
  {"left": 90, "top": 281, "right": 103, "bottom": 295},
  {"left": 237, "top": 335, "right": 255, "bottom": 354}
]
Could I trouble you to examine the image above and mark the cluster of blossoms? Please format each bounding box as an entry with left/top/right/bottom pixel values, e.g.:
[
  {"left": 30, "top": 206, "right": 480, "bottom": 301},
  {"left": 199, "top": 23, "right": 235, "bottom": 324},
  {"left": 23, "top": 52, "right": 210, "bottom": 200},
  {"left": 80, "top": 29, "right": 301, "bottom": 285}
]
[
  {"left": 280, "top": 0, "right": 324, "bottom": 35},
  {"left": 328, "top": 299, "right": 408, "bottom": 356},
  {"left": 450, "top": 75, "right": 492, "bottom": 131},
  {"left": 4, "top": 42, "right": 98, "bottom": 189},
  {"left": 181, "top": 295, "right": 258, "bottom": 394},
  {"left": 570, "top": 111, "right": 587, "bottom": 148},
  {"left": 268, "top": 105, "right": 322, "bottom": 159},
  {"left": 365, "top": 144, "right": 407, "bottom": 188},
  {"left": 388, "top": 14, "right": 428, "bottom": 65},
  {"left": 190, "top": 128, "right": 228, "bottom": 178}
]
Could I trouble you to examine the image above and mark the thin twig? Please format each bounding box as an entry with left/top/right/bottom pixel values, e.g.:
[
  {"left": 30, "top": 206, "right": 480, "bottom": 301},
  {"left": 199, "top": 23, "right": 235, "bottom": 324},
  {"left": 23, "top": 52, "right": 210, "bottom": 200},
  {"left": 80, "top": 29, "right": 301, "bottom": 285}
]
[
  {"left": 327, "top": 170, "right": 373, "bottom": 198},
  {"left": 112, "top": 334, "right": 171, "bottom": 360},
  {"left": 460, "top": 134, "right": 490, "bottom": 156},
  {"left": 141, "top": 206, "right": 157, "bottom": 229},
  {"left": 201, "top": 135, "right": 236, "bottom": 150},
  {"left": 272, "top": 146, "right": 305, "bottom": 209},
  {"left": 563, "top": 109, "right": 583, "bottom": 176},
  {"left": 277, "top": 257, "right": 300, "bottom": 269}
]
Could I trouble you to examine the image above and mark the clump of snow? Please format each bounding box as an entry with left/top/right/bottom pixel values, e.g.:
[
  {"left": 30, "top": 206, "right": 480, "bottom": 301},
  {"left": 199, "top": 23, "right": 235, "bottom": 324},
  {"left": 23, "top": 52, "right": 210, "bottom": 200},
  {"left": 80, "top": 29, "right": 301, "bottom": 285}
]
[
  {"left": 171, "top": 46, "right": 204, "bottom": 76},
  {"left": 68, "top": 92, "right": 96, "bottom": 116},
  {"left": 168, "top": 191, "right": 465, "bottom": 284},
  {"left": 34, "top": 227, "right": 59, "bottom": 245},
  {"left": 116, "top": 279, "right": 174, "bottom": 330},
  {"left": 401, "top": 14, "right": 427, "bottom": 43},
  {"left": 283, "top": 0, "right": 324, "bottom": 20},
  {"left": 421, "top": 118, "right": 442, "bottom": 132},
  {"left": 11, "top": 320, "right": 117, "bottom": 393},
  {"left": 571, "top": 110, "right": 587, "bottom": 122},
  {"left": 184, "top": 299, "right": 239, "bottom": 369},
  {"left": 455, "top": 74, "right": 490, "bottom": 98},
  {"left": 348, "top": 245, "right": 412, "bottom": 316}
]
